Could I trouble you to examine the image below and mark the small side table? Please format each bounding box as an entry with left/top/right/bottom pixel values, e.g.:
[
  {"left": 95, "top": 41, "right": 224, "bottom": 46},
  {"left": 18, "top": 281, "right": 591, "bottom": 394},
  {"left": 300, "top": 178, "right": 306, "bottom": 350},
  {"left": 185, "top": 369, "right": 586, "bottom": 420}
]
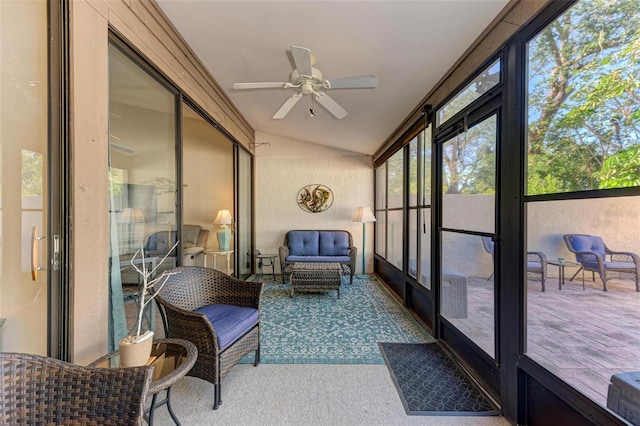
[
  {"left": 548, "top": 260, "right": 584, "bottom": 290},
  {"left": 89, "top": 338, "right": 197, "bottom": 425},
  {"left": 256, "top": 253, "right": 278, "bottom": 280},
  {"left": 204, "top": 250, "right": 234, "bottom": 275}
]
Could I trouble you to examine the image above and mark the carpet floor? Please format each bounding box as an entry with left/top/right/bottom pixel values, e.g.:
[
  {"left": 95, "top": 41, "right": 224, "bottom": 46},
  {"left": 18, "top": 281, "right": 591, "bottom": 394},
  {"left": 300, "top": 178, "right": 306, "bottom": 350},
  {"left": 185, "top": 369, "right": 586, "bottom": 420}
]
[
  {"left": 245, "top": 274, "right": 433, "bottom": 364},
  {"left": 379, "top": 342, "right": 500, "bottom": 416}
]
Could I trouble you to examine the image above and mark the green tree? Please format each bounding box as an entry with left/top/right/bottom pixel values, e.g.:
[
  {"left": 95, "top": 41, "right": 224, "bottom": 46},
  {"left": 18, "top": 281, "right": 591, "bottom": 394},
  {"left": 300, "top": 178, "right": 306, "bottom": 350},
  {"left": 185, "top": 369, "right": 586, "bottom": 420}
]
[{"left": 527, "top": 0, "right": 640, "bottom": 194}]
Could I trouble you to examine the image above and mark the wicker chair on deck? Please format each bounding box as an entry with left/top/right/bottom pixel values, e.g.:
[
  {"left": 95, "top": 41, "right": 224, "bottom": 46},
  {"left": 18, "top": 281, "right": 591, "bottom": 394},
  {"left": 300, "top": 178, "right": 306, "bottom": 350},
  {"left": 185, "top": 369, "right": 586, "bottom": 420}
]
[
  {"left": 0, "top": 352, "right": 152, "bottom": 425},
  {"left": 482, "top": 236, "right": 548, "bottom": 291},
  {"left": 563, "top": 234, "right": 639, "bottom": 292},
  {"left": 155, "top": 266, "right": 263, "bottom": 410}
]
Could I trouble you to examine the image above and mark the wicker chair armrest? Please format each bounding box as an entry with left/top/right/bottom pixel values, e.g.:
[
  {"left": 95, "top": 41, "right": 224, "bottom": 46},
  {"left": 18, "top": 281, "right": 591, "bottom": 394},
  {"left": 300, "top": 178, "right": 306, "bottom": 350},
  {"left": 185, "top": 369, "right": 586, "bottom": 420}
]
[
  {"left": 609, "top": 251, "right": 639, "bottom": 265},
  {"left": 527, "top": 251, "right": 546, "bottom": 272},
  {"left": 349, "top": 246, "right": 357, "bottom": 262},
  {"left": 279, "top": 245, "right": 289, "bottom": 263}
]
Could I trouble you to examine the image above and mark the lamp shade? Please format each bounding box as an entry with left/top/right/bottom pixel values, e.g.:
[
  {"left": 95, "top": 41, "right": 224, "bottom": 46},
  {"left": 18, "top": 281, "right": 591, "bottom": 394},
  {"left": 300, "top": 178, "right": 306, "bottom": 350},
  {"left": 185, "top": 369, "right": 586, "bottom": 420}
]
[
  {"left": 117, "top": 207, "right": 146, "bottom": 224},
  {"left": 352, "top": 207, "right": 376, "bottom": 223},
  {"left": 214, "top": 209, "right": 233, "bottom": 225}
]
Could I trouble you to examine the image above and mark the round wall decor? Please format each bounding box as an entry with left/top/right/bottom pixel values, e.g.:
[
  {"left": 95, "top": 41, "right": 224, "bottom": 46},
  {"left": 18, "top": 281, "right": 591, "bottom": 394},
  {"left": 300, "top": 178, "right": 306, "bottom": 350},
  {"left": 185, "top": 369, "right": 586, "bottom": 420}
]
[{"left": 297, "top": 184, "right": 333, "bottom": 213}]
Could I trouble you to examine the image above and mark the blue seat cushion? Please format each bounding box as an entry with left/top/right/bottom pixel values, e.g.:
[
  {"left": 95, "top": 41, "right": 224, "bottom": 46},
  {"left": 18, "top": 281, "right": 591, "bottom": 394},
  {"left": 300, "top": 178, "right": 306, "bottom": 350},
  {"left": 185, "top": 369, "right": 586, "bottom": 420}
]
[
  {"left": 527, "top": 261, "right": 542, "bottom": 269},
  {"left": 319, "top": 231, "right": 349, "bottom": 256},
  {"left": 194, "top": 304, "right": 259, "bottom": 350},
  {"left": 287, "top": 231, "right": 320, "bottom": 256},
  {"left": 286, "top": 255, "right": 350, "bottom": 263}
]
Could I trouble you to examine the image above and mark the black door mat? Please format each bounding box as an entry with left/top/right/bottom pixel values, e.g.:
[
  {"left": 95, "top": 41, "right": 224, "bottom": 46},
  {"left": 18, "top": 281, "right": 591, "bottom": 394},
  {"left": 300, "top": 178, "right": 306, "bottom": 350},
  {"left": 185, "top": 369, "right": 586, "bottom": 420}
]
[{"left": 379, "top": 342, "right": 500, "bottom": 416}]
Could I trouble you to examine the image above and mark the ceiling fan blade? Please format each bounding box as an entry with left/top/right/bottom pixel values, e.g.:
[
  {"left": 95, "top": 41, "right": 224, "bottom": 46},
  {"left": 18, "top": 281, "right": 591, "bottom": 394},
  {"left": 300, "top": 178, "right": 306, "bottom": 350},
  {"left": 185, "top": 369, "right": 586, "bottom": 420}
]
[
  {"left": 326, "top": 75, "right": 379, "bottom": 89},
  {"left": 291, "top": 46, "right": 313, "bottom": 77},
  {"left": 273, "top": 93, "right": 302, "bottom": 119},
  {"left": 233, "top": 82, "right": 287, "bottom": 90},
  {"left": 314, "top": 92, "right": 348, "bottom": 119}
]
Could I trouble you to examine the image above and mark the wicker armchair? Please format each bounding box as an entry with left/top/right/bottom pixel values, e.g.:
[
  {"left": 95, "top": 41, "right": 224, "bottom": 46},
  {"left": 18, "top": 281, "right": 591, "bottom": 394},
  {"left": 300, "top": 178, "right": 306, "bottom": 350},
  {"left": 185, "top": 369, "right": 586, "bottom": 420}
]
[
  {"left": 563, "top": 234, "right": 639, "bottom": 292},
  {"left": 155, "top": 266, "right": 263, "bottom": 410},
  {"left": 0, "top": 352, "right": 152, "bottom": 425},
  {"left": 482, "top": 237, "right": 547, "bottom": 291}
]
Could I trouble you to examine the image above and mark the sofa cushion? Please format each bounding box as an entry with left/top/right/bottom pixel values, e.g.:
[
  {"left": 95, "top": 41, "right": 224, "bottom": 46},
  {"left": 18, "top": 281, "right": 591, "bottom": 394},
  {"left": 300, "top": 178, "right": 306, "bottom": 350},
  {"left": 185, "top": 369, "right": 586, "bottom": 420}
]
[
  {"left": 319, "top": 231, "right": 349, "bottom": 256},
  {"left": 286, "top": 255, "right": 351, "bottom": 263},
  {"left": 183, "top": 225, "right": 202, "bottom": 246},
  {"left": 288, "top": 231, "right": 320, "bottom": 256},
  {"left": 195, "top": 304, "right": 259, "bottom": 350}
]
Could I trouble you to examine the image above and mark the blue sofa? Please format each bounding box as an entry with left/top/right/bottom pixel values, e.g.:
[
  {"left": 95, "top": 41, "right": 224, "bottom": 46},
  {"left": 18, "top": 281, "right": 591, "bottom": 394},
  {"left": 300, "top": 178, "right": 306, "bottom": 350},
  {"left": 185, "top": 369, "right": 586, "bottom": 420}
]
[{"left": 279, "top": 230, "right": 357, "bottom": 284}]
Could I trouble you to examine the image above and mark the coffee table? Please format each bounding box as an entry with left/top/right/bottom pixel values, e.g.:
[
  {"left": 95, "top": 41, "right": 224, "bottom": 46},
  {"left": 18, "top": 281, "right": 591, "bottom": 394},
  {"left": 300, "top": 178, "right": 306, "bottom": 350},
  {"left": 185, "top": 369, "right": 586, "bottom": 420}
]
[
  {"left": 89, "top": 338, "right": 197, "bottom": 425},
  {"left": 290, "top": 262, "right": 342, "bottom": 299}
]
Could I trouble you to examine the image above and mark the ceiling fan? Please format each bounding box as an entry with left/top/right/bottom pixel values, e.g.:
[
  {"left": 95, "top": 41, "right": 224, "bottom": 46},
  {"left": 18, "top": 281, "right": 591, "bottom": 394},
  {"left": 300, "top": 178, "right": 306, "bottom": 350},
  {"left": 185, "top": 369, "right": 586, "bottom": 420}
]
[{"left": 232, "top": 46, "right": 379, "bottom": 120}]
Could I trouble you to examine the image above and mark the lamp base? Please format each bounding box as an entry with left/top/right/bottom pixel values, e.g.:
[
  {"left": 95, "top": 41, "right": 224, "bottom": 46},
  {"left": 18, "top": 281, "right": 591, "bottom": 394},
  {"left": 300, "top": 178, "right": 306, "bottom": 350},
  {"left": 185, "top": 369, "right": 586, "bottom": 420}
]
[
  {"left": 217, "top": 229, "right": 231, "bottom": 252},
  {"left": 357, "top": 274, "right": 375, "bottom": 280}
]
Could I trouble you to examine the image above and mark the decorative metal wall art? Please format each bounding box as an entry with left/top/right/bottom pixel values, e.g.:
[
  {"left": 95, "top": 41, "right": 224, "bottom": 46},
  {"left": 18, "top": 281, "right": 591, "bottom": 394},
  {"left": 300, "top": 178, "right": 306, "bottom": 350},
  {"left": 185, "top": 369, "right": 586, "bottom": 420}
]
[{"left": 297, "top": 184, "right": 333, "bottom": 213}]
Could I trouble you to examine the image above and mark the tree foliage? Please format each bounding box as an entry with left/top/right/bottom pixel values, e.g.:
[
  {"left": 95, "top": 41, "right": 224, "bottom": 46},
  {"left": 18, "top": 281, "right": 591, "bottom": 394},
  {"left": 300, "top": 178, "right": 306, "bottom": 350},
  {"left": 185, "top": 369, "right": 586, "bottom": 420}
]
[{"left": 527, "top": 0, "right": 640, "bottom": 194}]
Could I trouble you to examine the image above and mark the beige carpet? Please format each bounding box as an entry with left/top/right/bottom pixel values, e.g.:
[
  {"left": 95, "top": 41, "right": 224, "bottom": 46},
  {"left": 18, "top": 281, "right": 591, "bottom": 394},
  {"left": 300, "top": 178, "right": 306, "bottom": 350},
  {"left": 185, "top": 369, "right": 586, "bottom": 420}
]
[{"left": 149, "top": 364, "right": 510, "bottom": 425}]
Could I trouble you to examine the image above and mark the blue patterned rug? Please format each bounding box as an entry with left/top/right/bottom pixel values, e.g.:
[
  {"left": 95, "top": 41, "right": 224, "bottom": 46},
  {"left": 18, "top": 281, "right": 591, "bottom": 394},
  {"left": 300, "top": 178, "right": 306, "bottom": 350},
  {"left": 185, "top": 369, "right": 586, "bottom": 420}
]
[{"left": 244, "top": 274, "right": 433, "bottom": 364}]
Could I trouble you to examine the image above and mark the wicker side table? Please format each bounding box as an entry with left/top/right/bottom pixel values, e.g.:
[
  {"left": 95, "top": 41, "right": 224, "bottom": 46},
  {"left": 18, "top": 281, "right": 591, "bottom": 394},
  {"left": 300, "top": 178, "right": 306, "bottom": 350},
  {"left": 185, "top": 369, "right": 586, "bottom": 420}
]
[{"left": 291, "top": 262, "right": 342, "bottom": 299}]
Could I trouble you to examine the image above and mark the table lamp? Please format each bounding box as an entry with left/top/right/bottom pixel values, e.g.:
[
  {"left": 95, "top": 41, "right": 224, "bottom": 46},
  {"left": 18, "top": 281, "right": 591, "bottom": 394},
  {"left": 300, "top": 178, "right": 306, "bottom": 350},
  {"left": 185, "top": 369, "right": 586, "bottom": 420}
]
[
  {"left": 214, "top": 209, "right": 233, "bottom": 251},
  {"left": 352, "top": 207, "right": 376, "bottom": 278}
]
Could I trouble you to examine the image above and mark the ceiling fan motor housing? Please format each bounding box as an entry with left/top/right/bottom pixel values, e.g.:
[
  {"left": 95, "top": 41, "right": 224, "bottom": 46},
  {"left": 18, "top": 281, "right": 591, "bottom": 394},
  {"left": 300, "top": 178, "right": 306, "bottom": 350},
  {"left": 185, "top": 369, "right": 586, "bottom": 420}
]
[{"left": 290, "top": 68, "right": 325, "bottom": 94}]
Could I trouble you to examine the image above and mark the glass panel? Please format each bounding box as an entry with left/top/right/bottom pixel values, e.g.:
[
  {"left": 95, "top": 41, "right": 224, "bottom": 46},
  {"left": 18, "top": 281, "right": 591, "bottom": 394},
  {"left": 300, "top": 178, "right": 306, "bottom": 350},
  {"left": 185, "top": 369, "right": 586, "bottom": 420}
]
[
  {"left": 442, "top": 115, "right": 496, "bottom": 233},
  {"left": 418, "top": 207, "right": 431, "bottom": 290},
  {"left": 375, "top": 211, "right": 386, "bottom": 258},
  {"left": 0, "top": 0, "right": 48, "bottom": 354},
  {"left": 408, "top": 209, "right": 417, "bottom": 278},
  {"left": 420, "top": 128, "right": 432, "bottom": 206},
  {"left": 387, "top": 210, "right": 403, "bottom": 270},
  {"left": 237, "top": 148, "right": 253, "bottom": 279},
  {"left": 442, "top": 232, "right": 494, "bottom": 358},
  {"left": 526, "top": 0, "right": 640, "bottom": 195},
  {"left": 182, "top": 103, "right": 234, "bottom": 271},
  {"left": 409, "top": 137, "right": 418, "bottom": 207},
  {"left": 108, "top": 44, "right": 177, "bottom": 347},
  {"left": 387, "top": 150, "right": 403, "bottom": 209},
  {"left": 436, "top": 59, "right": 500, "bottom": 127},
  {"left": 526, "top": 196, "right": 640, "bottom": 406},
  {"left": 375, "top": 165, "right": 386, "bottom": 209}
]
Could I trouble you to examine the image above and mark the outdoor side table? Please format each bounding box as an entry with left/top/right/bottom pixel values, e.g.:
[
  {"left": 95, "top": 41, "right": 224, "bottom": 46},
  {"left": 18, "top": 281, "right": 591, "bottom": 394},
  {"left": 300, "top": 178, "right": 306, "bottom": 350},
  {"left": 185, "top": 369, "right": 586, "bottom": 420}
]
[
  {"left": 89, "top": 338, "right": 197, "bottom": 426},
  {"left": 548, "top": 260, "right": 584, "bottom": 290},
  {"left": 256, "top": 253, "right": 278, "bottom": 280}
]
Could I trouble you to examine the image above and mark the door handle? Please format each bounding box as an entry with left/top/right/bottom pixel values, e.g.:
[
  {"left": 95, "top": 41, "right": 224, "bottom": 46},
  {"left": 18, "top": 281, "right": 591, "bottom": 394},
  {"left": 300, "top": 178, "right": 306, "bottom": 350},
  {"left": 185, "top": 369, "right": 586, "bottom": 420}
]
[{"left": 31, "top": 226, "right": 46, "bottom": 281}]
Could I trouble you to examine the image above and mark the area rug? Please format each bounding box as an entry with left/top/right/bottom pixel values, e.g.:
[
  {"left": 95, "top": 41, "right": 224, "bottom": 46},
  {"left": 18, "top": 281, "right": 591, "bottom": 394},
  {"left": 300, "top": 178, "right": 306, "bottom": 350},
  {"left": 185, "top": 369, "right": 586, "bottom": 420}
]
[
  {"left": 244, "top": 274, "right": 432, "bottom": 364},
  {"left": 379, "top": 342, "right": 500, "bottom": 416}
]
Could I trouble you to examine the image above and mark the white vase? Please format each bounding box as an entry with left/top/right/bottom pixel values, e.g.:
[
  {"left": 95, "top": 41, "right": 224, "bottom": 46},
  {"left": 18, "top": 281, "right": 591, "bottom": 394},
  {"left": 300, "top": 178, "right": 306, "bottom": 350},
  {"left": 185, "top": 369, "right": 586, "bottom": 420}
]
[{"left": 119, "top": 330, "right": 154, "bottom": 367}]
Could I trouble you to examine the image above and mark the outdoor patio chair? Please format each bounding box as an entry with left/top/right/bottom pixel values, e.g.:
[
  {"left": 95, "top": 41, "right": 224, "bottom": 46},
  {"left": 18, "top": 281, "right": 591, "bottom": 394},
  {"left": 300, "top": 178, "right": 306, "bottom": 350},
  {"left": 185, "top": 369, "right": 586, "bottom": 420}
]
[
  {"left": 563, "top": 234, "right": 639, "bottom": 292},
  {"left": 155, "top": 266, "right": 263, "bottom": 410},
  {"left": 482, "top": 236, "right": 548, "bottom": 291},
  {"left": 0, "top": 352, "right": 152, "bottom": 425}
]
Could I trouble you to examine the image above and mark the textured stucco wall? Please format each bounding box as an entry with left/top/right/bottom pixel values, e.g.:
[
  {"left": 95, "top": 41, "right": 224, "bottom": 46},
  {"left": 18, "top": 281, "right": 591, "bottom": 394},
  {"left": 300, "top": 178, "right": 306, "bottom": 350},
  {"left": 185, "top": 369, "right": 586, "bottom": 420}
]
[{"left": 255, "top": 133, "right": 375, "bottom": 273}]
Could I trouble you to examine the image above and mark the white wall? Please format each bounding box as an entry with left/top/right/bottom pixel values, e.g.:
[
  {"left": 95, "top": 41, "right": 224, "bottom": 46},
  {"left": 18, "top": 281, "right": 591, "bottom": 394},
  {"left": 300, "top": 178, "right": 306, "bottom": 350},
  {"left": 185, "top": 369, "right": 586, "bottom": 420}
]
[{"left": 255, "top": 132, "right": 375, "bottom": 273}]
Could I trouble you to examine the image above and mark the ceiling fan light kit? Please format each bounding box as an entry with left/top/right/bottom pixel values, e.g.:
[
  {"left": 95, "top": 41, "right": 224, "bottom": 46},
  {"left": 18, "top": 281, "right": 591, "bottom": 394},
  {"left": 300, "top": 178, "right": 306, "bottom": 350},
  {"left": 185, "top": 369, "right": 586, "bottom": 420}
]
[{"left": 232, "top": 45, "right": 378, "bottom": 120}]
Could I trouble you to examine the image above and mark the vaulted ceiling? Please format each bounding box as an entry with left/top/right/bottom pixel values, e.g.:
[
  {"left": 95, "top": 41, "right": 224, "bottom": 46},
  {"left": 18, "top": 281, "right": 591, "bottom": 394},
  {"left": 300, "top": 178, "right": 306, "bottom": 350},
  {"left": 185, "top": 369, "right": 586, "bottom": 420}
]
[{"left": 156, "top": 0, "right": 510, "bottom": 155}]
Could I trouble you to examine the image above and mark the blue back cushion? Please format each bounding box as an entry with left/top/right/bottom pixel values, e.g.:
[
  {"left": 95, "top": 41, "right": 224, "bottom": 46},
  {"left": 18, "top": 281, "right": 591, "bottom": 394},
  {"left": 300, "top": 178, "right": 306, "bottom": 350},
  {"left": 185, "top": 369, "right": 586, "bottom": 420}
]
[
  {"left": 319, "top": 231, "right": 349, "bottom": 256},
  {"left": 572, "top": 235, "right": 605, "bottom": 257},
  {"left": 287, "top": 231, "right": 319, "bottom": 256}
]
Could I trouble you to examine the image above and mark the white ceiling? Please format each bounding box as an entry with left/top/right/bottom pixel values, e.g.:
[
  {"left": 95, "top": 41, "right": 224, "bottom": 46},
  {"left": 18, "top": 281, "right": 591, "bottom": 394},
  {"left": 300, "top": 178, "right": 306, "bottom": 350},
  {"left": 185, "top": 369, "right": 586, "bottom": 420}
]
[{"left": 156, "top": 0, "right": 510, "bottom": 155}]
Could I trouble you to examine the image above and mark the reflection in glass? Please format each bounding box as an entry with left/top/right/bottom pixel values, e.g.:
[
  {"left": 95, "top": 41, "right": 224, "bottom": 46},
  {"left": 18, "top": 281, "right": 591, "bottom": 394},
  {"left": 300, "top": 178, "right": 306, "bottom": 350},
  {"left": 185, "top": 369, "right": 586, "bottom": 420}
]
[
  {"left": 442, "top": 115, "right": 496, "bottom": 234},
  {"left": 387, "top": 150, "right": 403, "bottom": 209},
  {"left": 420, "top": 128, "right": 432, "bottom": 206},
  {"left": 108, "top": 43, "right": 177, "bottom": 349},
  {"left": 526, "top": 196, "right": 640, "bottom": 406},
  {"left": 442, "top": 232, "right": 494, "bottom": 358},
  {"left": 387, "top": 210, "right": 403, "bottom": 270},
  {"left": 437, "top": 59, "right": 500, "bottom": 127},
  {"left": 375, "top": 165, "right": 386, "bottom": 209},
  {"left": 409, "top": 137, "right": 418, "bottom": 207},
  {"left": 418, "top": 207, "right": 431, "bottom": 289},
  {"left": 237, "top": 148, "right": 253, "bottom": 279},
  {"left": 375, "top": 211, "right": 386, "bottom": 258}
]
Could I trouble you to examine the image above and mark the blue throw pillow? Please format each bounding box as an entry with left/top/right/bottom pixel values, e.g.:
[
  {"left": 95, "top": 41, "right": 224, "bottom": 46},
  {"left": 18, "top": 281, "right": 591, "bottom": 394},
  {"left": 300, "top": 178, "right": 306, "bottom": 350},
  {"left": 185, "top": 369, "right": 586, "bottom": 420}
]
[
  {"left": 288, "top": 231, "right": 320, "bottom": 256},
  {"left": 319, "top": 231, "right": 349, "bottom": 256}
]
